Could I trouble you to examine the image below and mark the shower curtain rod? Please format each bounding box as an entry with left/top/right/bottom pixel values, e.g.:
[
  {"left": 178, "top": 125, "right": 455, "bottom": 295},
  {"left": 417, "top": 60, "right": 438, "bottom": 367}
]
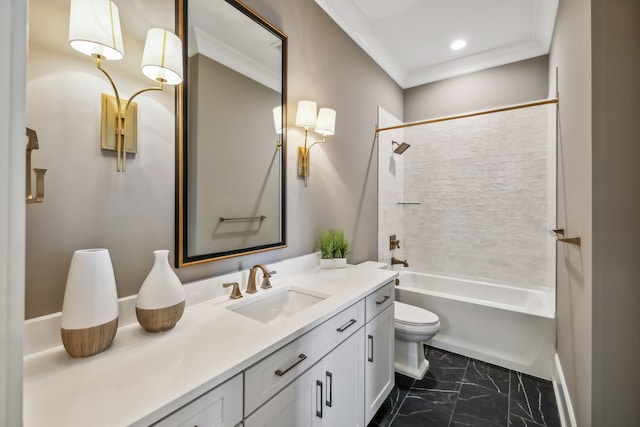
[{"left": 376, "top": 97, "right": 559, "bottom": 133}]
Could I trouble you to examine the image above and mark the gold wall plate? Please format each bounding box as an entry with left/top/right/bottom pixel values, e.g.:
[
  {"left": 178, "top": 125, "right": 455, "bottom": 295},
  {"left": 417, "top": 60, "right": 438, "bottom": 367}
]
[
  {"left": 297, "top": 146, "right": 307, "bottom": 177},
  {"left": 101, "top": 93, "right": 138, "bottom": 154}
]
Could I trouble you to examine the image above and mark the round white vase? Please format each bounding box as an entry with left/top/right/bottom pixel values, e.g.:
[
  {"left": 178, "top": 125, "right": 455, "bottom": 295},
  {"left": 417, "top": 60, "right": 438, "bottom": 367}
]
[
  {"left": 61, "top": 248, "right": 119, "bottom": 358},
  {"left": 136, "top": 250, "right": 186, "bottom": 332}
]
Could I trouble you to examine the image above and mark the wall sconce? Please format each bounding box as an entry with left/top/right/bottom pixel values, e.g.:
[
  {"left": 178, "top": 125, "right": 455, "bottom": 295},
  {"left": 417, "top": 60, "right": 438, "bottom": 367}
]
[
  {"left": 26, "top": 127, "right": 47, "bottom": 204},
  {"left": 273, "top": 106, "right": 283, "bottom": 150},
  {"left": 68, "top": 0, "right": 183, "bottom": 172},
  {"left": 295, "top": 100, "right": 336, "bottom": 186}
]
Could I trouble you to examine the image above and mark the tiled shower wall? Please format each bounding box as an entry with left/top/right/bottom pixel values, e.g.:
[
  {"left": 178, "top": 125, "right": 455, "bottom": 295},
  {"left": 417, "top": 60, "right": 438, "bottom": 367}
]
[{"left": 378, "top": 105, "right": 556, "bottom": 290}]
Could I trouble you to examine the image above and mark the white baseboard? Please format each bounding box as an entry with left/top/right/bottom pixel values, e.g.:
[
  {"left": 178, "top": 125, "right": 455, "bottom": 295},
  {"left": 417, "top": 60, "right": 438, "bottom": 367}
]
[{"left": 553, "top": 353, "right": 577, "bottom": 427}]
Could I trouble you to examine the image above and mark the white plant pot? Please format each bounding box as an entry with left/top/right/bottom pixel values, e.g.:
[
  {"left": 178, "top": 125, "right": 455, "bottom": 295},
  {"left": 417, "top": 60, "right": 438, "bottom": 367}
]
[{"left": 320, "top": 258, "right": 347, "bottom": 269}]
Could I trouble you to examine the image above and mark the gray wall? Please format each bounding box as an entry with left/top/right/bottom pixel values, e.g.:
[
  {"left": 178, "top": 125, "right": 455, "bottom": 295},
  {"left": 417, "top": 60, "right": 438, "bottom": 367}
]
[
  {"left": 548, "top": 0, "right": 593, "bottom": 425},
  {"left": 404, "top": 55, "right": 549, "bottom": 122},
  {"left": 25, "top": 0, "right": 402, "bottom": 318},
  {"left": 592, "top": 0, "right": 640, "bottom": 424}
]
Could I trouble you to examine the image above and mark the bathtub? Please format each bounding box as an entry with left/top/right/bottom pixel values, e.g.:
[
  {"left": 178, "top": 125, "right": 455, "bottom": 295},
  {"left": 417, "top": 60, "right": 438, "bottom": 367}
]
[{"left": 395, "top": 271, "right": 555, "bottom": 379}]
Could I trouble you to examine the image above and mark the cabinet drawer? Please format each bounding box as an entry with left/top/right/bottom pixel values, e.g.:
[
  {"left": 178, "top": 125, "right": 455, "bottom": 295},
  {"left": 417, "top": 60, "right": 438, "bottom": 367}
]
[
  {"left": 153, "top": 373, "right": 242, "bottom": 427},
  {"left": 244, "top": 299, "right": 365, "bottom": 416},
  {"left": 365, "top": 280, "right": 394, "bottom": 322}
]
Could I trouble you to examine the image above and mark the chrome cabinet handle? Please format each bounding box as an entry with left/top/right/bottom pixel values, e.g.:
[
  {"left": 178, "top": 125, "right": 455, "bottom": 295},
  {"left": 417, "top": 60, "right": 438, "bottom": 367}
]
[
  {"left": 326, "top": 371, "right": 333, "bottom": 407},
  {"left": 316, "top": 380, "right": 323, "bottom": 418},
  {"left": 367, "top": 335, "right": 374, "bottom": 362},
  {"left": 376, "top": 295, "right": 390, "bottom": 305},
  {"left": 336, "top": 318, "right": 357, "bottom": 333},
  {"left": 274, "top": 353, "right": 307, "bottom": 376}
]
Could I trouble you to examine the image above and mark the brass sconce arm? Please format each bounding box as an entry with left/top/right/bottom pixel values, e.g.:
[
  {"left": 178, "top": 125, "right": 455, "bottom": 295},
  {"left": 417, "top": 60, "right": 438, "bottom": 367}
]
[
  {"left": 297, "top": 130, "right": 328, "bottom": 187},
  {"left": 95, "top": 57, "right": 164, "bottom": 172}
]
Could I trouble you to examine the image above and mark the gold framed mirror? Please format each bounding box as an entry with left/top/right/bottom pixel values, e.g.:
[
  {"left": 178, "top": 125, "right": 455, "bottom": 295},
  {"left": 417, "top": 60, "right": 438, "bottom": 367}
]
[{"left": 176, "top": 0, "right": 287, "bottom": 267}]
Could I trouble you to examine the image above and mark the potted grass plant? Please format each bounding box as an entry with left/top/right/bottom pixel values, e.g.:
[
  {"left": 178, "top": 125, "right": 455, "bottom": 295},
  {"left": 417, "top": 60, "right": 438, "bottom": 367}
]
[{"left": 319, "top": 228, "right": 349, "bottom": 269}]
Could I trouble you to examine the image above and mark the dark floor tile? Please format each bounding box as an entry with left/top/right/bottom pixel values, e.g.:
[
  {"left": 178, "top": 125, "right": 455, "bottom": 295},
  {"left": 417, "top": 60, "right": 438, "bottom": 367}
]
[
  {"left": 462, "top": 359, "right": 511, "bottom": 395},
  {"left": 372, "top": 346, "right": 561, "bottom": 427},
  {"left": 510, "top": 372, "right": 561, "bottom": 427},
  {"left": 368, "top": 373, "right": 415, "bottom": 427},
  {"left": 368, "top": 394, "right": 397, "bottom": 427},
  {"left": 450, "top": 383, "right": 509, "bottom": 427},
  {"left": 414, "top": 355, "right": 468, "bottom": 391},
  {"left": 508, "top": 413, "right": 546, "bottom": 426},
  {"left": 426, "top": 346, "right": 469, "bottom": 369},
  {"left": 392, "top": 389, "right": 458, "bottom": 427},
  {"left": 395, "top": 371, "right": 417, "bottom": 392}
]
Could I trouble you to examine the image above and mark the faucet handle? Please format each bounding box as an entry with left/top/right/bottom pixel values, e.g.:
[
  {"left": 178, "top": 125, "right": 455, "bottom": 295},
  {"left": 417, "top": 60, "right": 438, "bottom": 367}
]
[
  {"left": 223, "top": 282, "right": 243, "bottom": 299},
  {"left": 260, "top": 270, "right": 276, "bottom": 289}
]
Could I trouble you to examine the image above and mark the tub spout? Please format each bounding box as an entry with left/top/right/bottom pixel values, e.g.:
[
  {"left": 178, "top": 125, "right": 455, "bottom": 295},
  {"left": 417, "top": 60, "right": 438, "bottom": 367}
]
[{"left": 391, "top": 257, "right": 409, "bottom": 267}]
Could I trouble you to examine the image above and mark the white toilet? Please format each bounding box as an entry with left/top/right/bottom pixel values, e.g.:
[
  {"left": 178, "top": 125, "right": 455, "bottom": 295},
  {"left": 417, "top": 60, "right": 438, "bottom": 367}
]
[
  {"left": 394, "top": 301, "right": 440, "bottom": 380},
  {"left": 355, "top": 260, "right": 441, "bottom": 380}
]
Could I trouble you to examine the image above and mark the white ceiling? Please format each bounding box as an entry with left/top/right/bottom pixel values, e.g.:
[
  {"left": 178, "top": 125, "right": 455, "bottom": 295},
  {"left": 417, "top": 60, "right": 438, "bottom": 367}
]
[{"left": 314, "top": 0, "right": 559, "bottom": 89}]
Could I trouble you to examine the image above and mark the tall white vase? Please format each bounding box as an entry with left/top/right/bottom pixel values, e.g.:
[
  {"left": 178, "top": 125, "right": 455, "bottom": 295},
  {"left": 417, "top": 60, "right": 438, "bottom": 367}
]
[
  {"left": 61, "top": 248, "right": 119, "bottom": 358},
  {"left": 136, "top": 250, "right": 186, "bottom": 332}
]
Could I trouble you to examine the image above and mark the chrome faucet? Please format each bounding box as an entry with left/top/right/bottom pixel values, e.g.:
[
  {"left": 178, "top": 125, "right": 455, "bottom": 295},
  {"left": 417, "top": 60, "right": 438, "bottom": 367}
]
[
  {"left": 391, "top": 257, "right": 409, "bottom": 268},
  {"left": 246, "top": 264, "right": 276, "bottom": 294}
]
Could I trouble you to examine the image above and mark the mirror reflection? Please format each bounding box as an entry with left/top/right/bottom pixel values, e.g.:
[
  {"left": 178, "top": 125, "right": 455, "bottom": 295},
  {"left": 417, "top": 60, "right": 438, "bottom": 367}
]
[{"left": 177, "top": 0, "right": 287, "bottom": 267}]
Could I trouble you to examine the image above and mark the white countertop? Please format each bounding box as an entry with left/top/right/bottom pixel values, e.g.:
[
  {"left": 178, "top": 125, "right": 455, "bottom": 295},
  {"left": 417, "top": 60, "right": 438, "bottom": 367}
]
[{"left": 23, "top": 264, "right": 397, "bottom": 426}]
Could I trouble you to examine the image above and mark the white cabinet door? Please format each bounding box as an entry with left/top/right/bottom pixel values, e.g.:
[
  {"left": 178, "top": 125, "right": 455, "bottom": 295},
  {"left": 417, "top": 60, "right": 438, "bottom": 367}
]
[
  {"left": 154, "top": 374, "right": 243, "bottom": 427},
  {"left": 245, "top": 328, "right": 365, "bottom": 427},
  {"left": 321, "top": 327, "right": 365, "bottom": 427},
  {"left": 245, "top": 364, "right": 322, "bottom": 427},
  {"left": 364, "top": 305, "right": 395, "bottom": 424}
]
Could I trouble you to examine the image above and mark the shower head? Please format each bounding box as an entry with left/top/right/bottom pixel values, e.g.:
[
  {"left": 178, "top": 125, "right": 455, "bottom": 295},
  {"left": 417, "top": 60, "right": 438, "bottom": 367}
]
[{"left": 392, "top": 140, "right": 411, "bottom": 154}]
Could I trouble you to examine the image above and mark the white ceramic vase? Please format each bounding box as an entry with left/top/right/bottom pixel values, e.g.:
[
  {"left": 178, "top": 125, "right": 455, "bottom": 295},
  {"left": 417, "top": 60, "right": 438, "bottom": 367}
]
[
  {"left": 61, "top": 248, "right": 119, "bottom": 357},
  {"left": 136, "top": 250, "right": 186, "bottom": 332}
]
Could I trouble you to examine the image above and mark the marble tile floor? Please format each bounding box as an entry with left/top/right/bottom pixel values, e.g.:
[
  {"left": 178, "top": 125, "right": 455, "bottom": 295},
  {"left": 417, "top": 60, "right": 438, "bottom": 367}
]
[{"left": 369, "top": 346, "right": 561, "bottom": 427}]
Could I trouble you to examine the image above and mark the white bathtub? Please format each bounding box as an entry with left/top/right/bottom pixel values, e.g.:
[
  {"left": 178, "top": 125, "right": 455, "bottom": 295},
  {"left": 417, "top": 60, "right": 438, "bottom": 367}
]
[{"left": 395, "top": 271, "right": 556, "bottom": 379}]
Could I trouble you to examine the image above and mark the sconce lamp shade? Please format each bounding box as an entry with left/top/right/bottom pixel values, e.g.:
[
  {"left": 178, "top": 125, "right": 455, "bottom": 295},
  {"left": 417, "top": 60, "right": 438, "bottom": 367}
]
[
  {"left": 295, "top": 100, "right": 317, "bottom": 129},
  {"left": 141, "top": 29, "right": 184, "bottom": 85},
  {"left": 69, "top": 0, "right": 124, "bottom": 60},
  {"left": 315, "top": 108, "right": 336, "bottom": 136},
  {"left": 273, "top": 106, "right": 283, "bottom": 134}
]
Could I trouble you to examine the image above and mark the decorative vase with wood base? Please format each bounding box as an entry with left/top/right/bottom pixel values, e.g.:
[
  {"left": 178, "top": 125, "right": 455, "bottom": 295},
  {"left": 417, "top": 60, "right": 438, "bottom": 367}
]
[
  {"left": 136, "top": 250, "right": 186, "bottom": 332},
  {"left": 61, "top": 248, "right": 119, "bottom": 358}
]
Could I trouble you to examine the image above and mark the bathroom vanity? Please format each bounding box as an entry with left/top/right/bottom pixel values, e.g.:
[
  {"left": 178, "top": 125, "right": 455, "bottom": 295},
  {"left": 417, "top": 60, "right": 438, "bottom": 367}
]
[{"left": 23, "top": 255, "right": 396, "bottom": 426}]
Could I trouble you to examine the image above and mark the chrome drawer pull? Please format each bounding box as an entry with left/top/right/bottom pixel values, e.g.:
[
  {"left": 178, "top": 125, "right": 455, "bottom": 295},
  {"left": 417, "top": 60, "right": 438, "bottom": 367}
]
[
  {"left": 336, "top": 318, "right": 357, "bottom": 333},
  {"left": 376, "top": 295, "right": 390, "bottom": 305},
  {"left": 274, "top": 353, "right": 307, "bottom": 376}
]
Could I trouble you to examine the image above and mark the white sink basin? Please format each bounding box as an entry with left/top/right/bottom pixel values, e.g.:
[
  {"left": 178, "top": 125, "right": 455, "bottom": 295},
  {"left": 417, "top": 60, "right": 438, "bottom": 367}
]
[{"left": 227, "top": 287, "right": 328, "bottom": 324}]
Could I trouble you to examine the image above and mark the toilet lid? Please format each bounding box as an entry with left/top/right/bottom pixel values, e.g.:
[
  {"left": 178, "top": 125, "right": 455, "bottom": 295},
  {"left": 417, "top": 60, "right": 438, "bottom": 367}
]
[{"left": 395, "top": 301, "right": 439, "bottom": 326}]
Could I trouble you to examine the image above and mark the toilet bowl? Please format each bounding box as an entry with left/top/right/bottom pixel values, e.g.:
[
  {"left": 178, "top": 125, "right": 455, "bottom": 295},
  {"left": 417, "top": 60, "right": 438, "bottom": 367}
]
[
  {"left": 394, "top": 301, "right": 440, "bottom": 380},
  {"left": 354, "top": 262, "right": 441, "bottom": 380}
]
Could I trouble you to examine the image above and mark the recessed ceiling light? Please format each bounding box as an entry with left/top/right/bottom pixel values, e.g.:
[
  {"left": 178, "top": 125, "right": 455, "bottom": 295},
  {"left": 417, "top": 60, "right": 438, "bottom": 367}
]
[{"left": 450, "top": 39, "right": 466, "bottom": 50}]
